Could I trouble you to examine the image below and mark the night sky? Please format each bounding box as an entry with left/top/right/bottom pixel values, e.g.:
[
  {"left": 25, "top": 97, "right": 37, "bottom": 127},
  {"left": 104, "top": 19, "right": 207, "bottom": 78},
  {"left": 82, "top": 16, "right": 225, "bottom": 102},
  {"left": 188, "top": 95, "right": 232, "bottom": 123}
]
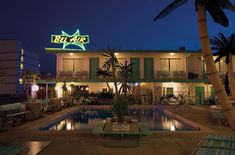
[{"left": 0, "top": 0, "right": 235, "bottom": 74}]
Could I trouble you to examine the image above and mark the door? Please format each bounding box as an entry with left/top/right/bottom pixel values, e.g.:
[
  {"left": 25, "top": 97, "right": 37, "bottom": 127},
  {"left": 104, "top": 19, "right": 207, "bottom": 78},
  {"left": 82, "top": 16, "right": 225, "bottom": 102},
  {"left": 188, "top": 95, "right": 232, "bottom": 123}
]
[
  {"left": 144, "top": 58, "right": 154, "bottom": 80},
  {"left": 195, "top": 86, "right": 205, "bottom": 104},
  {"left": 89, "top": 58, "right": 99, "bottom": 79},
  {"left": 210, "top": 86, "right": 215, "bottom": 100},
  {"left": 166, "top": 87, "right": 174, "bottom": 95},
  {"left": 130, "top": 58, "right": 140, "bottom": 80}
]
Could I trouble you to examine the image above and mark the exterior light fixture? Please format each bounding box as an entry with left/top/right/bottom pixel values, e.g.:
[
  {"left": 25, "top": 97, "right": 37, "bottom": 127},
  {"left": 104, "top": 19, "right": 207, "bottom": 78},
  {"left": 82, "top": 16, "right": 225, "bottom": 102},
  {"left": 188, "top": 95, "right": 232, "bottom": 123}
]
[
  {"left": 170, "top": 53, "right": 174, "bottom": 56},
  {"left": 85, "top": 87, "right": 89, "bottom": 91},
  {"left": 69, "top": 53, "right": 74, "bottom": 56},
  {"left": 135, "top": 83, "right": 139, "bottom": 86},
  {"left": 114, "top": 53, "right": 119, "bottom": 56},
  {"left": 32, "top": 84, "right": 39, "bottom": 92}
]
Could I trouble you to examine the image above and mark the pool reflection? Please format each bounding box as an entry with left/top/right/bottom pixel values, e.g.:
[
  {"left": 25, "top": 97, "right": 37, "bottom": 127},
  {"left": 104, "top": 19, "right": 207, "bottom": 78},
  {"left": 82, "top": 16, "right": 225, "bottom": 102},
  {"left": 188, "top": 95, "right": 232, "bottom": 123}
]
[{"left": 48, "top": 109, "right": 193, "bottom": 131}]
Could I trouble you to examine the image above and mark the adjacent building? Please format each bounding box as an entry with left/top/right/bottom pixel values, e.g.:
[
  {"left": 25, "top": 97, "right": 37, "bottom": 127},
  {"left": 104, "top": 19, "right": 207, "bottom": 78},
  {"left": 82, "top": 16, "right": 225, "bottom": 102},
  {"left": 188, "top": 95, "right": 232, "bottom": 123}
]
[
  {"left": 43, "top": 47, "right": 234, "bottom": 105},
  {"left": 0, "top": 40, "right": 40, "bottom": 95}
]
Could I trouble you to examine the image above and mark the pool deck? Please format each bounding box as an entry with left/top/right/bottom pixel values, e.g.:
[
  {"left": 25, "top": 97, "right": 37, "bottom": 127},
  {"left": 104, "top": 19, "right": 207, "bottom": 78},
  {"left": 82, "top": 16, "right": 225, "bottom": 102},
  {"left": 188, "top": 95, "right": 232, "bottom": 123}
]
[{"left": 0, "top": 105, "right": 235, "bottom": 155}]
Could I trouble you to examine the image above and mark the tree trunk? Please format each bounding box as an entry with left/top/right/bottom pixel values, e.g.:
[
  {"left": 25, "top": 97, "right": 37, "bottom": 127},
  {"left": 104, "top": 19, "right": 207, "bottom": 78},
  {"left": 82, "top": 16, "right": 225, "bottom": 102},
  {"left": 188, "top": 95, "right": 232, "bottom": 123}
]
[
  {"left": 112, "top": 65, "right": 119, "bottom": 95},
  {"left": 197, "top": 4, "right": 235, "bottom": 130},
  {"left": 227, "top": 54, "right": 235, "bottom": 100}
]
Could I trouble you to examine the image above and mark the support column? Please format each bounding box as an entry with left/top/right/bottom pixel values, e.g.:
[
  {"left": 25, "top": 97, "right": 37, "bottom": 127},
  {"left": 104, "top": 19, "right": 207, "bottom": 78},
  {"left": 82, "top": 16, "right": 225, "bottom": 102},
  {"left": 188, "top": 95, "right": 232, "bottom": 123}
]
[{"left": 46, "top": 83, "right": 48, "bottom": 99}]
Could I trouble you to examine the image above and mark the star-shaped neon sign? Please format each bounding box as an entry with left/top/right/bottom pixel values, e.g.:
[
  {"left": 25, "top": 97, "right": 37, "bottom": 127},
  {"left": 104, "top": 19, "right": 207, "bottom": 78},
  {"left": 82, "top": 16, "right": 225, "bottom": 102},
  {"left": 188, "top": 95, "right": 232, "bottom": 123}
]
[{"left": 51, "top": 29, "right": 89, "bottom": 50}]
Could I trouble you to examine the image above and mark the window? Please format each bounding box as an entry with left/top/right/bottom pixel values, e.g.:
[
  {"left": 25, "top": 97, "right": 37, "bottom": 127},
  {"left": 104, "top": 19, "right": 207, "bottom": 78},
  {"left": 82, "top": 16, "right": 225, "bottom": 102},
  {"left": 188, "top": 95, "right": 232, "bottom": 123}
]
[
  {"left": 160, "top": 58, "right": 182, "bottom": 71},
  {"left": 62, "top": 58, "right": 84, "bottom": 71}
]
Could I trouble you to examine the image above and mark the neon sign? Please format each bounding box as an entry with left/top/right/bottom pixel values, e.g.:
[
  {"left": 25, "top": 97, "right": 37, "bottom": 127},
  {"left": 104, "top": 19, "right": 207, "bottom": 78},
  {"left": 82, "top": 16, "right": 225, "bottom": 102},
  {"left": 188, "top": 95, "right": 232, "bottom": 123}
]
[{"left": 51, "top": 29, "right": 89, "bottom": 50}]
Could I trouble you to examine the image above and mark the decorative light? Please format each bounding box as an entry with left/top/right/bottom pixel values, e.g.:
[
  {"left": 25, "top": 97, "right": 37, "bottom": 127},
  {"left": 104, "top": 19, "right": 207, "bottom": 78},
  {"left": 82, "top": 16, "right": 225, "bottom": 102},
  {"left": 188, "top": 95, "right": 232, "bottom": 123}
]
[
  {"left": 66, "top": 122, "right": 72, "bottom": 130},
  {"left": 85, "top": 87, "right": 89, "bottom": 91},
  {"left": 32, "top": 84, "right": 39, "bottom": 92},
  {"left": 55, "top": 86, "right": 60, "bottom": 91},
  {"left": 170, "top": 53, "right": 174, "bottom": 56},
  {"left": 171, "top": 124, "right": 176, "bottom": 131},
  {"left": 69, "top": 53, "right": 74, "bottom": 56}
]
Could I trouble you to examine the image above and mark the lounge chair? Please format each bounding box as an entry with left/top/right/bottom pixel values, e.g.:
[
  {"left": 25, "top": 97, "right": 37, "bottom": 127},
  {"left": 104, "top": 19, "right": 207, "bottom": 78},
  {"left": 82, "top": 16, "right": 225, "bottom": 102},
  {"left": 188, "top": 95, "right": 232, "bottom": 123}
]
[
  {"left": 0, "top": 144, "right": 28, "bottom": 155},
  {"left": 203, "top": 134, "right": 235, "bottom": 142},
  {"left": 191, "top": 147, "right": 233, "bottom": 155}
]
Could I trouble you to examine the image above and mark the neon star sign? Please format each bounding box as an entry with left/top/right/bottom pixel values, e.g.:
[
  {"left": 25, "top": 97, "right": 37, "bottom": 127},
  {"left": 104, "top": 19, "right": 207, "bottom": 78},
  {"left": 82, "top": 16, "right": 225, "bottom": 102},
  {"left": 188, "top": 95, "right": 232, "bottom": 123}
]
[{"left": 51, "top": 29, "right": 89, "bottom": 50}]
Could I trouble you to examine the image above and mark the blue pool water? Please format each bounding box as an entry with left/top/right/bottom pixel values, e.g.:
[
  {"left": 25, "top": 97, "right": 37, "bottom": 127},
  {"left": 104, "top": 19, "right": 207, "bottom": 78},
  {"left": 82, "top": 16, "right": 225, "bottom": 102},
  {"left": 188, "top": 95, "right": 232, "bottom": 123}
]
[{"left": 41, "top": 108, "right": 196, "bottom": 131}]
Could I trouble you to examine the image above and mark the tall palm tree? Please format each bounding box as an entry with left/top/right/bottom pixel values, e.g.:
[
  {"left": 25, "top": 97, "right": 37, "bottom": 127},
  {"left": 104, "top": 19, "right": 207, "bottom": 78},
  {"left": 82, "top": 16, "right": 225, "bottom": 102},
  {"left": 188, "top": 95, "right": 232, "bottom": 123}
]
[
  {"left": 211, "top": 33, "right": 235, "bottom": 100},
  {"left": 100, "top": 49, "right": 119, "bottom": 94},
  {"left": 154, "top": 0, "right": 235, "bottom": 129}
]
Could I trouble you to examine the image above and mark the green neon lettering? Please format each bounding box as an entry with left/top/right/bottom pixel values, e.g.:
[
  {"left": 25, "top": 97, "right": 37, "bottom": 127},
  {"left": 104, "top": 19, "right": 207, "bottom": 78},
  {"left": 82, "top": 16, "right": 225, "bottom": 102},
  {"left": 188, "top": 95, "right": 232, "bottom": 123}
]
[{"left": 51, "top": 29, "right": 89, "bottom": 50}]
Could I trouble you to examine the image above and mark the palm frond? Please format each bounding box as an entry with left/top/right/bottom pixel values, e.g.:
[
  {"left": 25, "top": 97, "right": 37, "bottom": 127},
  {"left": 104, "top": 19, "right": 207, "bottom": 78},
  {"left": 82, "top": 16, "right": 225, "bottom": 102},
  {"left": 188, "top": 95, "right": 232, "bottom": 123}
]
[
  {"left": 154, "top": 0, "right": 187, "bottom": 21},
  {"left": 217, "top": 0, "right": 235, "bottom": 11},
  {"left": 205, "top": 0, "right": 229, "bottom": 27}
]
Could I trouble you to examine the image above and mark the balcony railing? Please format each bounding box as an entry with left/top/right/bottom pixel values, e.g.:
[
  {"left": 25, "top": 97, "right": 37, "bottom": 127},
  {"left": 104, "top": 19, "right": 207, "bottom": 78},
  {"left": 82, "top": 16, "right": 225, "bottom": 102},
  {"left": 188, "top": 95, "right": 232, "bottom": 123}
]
[
  {"left": 55, "top": 71, "right": 204, "bottom": 81},
  {"left": 157, "top": 71, "right": 200, "bottom": 80},
  {"left": 57, "top": 71, "right": 89, "bottom": 80}
]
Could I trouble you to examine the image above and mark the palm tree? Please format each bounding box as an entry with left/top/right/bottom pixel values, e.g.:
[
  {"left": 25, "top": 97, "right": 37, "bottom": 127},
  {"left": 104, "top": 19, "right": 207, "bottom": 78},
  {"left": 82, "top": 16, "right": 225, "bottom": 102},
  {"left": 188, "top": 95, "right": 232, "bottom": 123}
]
[
  {"left": 211, "top": 33, "right": 235, "bottom": 100},
  {"left": 154, "top": 0, "right": 235, "bottom": 129},
  {"left": 21, "top": 70, "right": 40, "bottom": 99},
  {"left": 117, "top": 61, "right": 135, "bottom": 97},
  {"left": 100, "top": 49, "right": 119, "bottom": 94},
  {"left": 96, "top": 68, "right": 112, "bottom": 92}
]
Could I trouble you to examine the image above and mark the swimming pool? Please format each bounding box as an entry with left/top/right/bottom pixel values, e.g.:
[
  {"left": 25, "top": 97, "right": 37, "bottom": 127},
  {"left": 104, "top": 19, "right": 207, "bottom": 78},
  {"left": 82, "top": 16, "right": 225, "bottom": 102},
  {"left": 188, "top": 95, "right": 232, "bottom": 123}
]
[{"left": 41, "top": 107, "right": 197, "bottom": 131}]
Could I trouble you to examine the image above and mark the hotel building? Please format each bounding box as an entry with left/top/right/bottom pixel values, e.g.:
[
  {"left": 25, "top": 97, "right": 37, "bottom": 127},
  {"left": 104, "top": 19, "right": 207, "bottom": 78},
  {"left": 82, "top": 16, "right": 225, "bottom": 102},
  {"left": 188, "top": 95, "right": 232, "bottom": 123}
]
[
  {"left": 43, "top": 47, "right": 235, "bottom": 105},
  {"left": 0, "top": 40, "right": 40, "bottom": 95}
]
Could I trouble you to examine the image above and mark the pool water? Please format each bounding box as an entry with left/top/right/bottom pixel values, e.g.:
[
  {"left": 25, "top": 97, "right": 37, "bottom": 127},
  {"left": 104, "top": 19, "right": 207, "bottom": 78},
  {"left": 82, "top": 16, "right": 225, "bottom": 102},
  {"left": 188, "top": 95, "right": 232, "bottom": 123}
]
[{"left": 41, "top": 108, "right": 195, "bottom": 131}]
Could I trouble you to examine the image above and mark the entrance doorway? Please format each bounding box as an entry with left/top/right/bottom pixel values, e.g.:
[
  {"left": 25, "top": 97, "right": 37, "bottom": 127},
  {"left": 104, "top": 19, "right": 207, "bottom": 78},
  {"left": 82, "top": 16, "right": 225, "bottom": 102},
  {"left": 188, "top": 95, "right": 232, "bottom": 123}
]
[{"left": 195, "top": 86, "right": 204, "bottom": 104}]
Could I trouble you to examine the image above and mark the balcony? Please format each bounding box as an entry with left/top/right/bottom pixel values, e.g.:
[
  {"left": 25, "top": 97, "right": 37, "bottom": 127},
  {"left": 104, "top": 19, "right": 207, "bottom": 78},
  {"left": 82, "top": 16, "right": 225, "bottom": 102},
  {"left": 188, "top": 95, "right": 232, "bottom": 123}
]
[
  {"left": 157, "top": 71, "right": 200, "bottom": 80},
  {"left": 54, "top": 71, "right": 206, "bottom": 82},
  {"left": 57, "top": 71, "right": 89, "bottom": 80}
]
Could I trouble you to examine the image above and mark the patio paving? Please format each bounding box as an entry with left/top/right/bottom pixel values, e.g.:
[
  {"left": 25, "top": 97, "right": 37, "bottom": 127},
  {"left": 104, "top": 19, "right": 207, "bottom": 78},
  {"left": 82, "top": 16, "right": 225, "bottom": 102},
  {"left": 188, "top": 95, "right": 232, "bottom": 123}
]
[{"left": 0, "top": 105, "right": 235, "bottom": 155}]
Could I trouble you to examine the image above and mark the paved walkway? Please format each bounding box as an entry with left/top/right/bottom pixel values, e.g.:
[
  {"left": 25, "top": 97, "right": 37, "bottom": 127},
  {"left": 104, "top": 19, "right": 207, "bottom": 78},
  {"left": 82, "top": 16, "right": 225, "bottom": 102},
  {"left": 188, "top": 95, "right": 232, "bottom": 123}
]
[{"left": 0, "top": 105, "right": 235, "bottom": 155}]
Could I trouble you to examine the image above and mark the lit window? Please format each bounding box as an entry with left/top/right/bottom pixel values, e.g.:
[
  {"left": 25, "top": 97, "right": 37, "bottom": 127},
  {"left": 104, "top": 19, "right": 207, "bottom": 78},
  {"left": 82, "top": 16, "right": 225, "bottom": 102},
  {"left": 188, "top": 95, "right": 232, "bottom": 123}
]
[
  {"left": 21, "top": 49, "right": 24, "bottom": 55},
  {"left": 20, "top": 63, "right": 24, "bottom": 69},
  {"left": 21, "top": 56, "right": 24, "bottom": 62},
  {"left": 19, "top": 78, "right": 23, "bottom": 84}
]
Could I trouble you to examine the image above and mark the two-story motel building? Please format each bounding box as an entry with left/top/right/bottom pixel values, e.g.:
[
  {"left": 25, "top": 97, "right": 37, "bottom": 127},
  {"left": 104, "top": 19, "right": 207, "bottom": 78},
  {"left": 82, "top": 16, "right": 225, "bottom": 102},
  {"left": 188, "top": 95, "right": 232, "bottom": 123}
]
[{"left": 42, "top": 47, "right": 235, "bottom": 105}]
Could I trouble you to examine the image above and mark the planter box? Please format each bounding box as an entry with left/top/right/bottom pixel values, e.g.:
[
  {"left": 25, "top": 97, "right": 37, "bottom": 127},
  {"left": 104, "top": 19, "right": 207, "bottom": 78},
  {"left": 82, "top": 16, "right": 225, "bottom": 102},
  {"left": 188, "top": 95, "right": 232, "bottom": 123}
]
[
  {"left": 25, "top": 102, "right": 42, "bottom": 120},
  {"left": 93, "top": 122, "right": 151, "bottom": 147}
]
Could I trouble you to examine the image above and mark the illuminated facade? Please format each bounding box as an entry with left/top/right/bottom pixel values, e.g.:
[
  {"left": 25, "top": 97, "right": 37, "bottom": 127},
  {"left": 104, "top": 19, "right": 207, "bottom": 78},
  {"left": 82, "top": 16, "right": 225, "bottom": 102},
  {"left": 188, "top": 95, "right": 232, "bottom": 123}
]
[
  {"left": 44, "top": 48, "right": 235, "bottom": 104},
  {"left": 0, "top": 40, "right": 40, "bottom": 95}
]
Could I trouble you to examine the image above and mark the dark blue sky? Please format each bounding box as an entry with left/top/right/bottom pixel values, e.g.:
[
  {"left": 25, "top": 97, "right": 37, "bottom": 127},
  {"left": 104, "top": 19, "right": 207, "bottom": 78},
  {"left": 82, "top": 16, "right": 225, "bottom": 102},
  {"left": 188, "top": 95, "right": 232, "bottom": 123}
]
[{"left": 0, "top": 0, "right": 235, "bottom": 74}]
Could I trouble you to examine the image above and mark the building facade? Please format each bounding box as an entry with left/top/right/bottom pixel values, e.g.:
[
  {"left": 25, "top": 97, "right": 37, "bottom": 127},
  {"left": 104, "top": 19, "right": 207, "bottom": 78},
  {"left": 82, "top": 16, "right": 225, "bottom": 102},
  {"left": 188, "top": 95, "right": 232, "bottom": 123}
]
[
  {"left": 0, "top": 40, "right": 40, "bottom": 95},
  {"left": 44, "top": 48, "right": 235, "bottom": 104}
]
